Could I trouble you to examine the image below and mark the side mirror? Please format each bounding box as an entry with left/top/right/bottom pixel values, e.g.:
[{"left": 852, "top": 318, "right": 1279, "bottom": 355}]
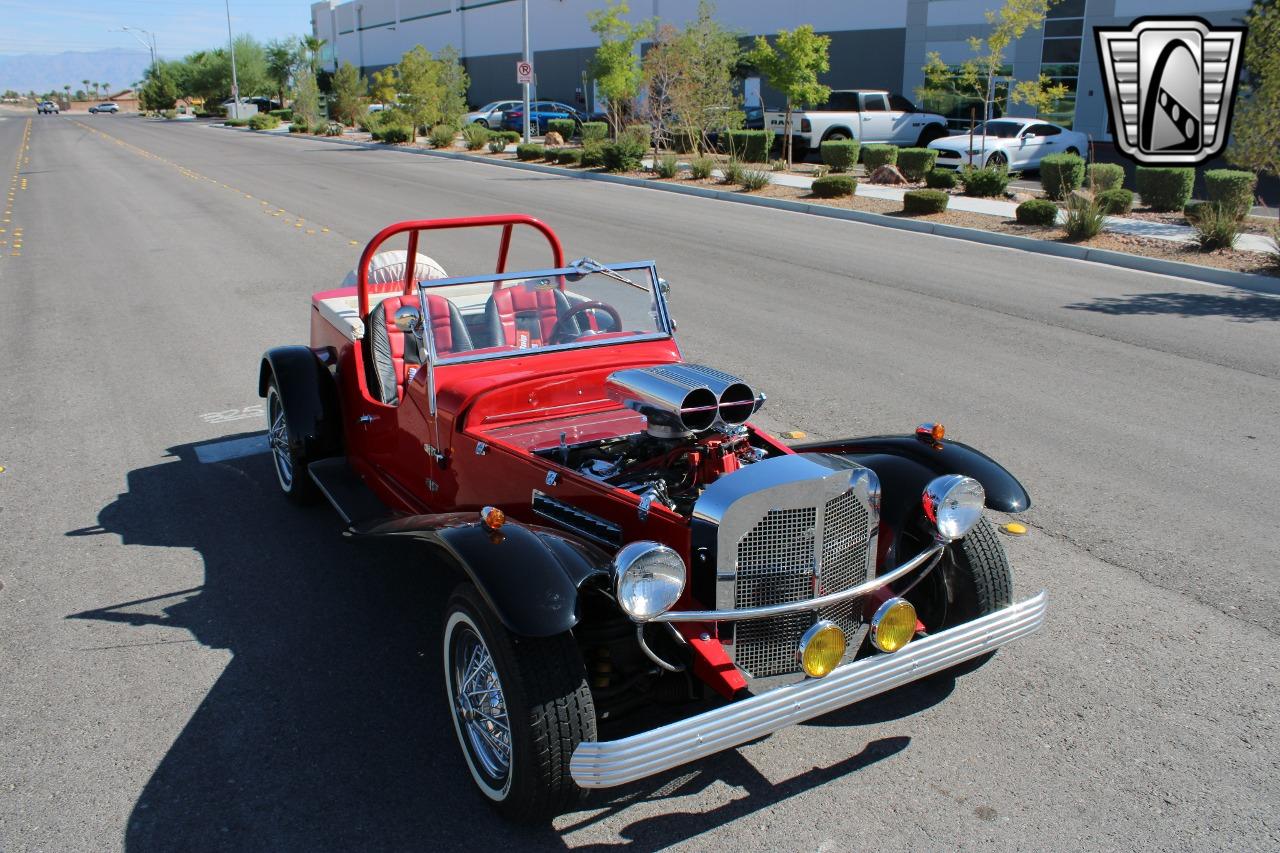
[
  {"left": 393, "top": 305, "right": 422, "bottom": 334},
  {"left": 658, "top": 278, "right": 671, "bottom": 296},
  {"left": 1023, "top": 133, "right": 1037, "bottom": 141}
]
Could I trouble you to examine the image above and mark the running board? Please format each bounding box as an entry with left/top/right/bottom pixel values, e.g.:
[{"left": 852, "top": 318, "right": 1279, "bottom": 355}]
[{"left": 307, "top": 457, "right": 389, "bottom": 528}]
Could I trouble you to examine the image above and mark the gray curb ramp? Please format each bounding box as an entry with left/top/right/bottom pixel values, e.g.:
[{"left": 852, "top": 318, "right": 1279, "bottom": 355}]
[{"left": 224, "top": 125, "right": 1280, "bottom": 297}]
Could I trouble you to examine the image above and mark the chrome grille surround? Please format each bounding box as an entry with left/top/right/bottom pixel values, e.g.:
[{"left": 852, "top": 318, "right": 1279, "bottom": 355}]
[{"left": 692, "top": 453, "right": 880, "bottom": 680}]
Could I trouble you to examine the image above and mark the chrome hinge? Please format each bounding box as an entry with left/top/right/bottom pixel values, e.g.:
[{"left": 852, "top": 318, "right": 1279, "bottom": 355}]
[
  {"left": 358, "top": 414, "right": 377, "bottom": 424},
  {"left": 475, "top": 441, "right": 487, "bottom": 455},
  {"left": 426, "top": 478, "right": 439, "bottom": 492},
  {"left": 545, "top": 471, "right": 558, "bottom": 486}
]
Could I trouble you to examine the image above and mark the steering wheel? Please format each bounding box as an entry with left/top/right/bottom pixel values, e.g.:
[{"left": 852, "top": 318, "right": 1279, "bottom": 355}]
[{"left": 548, "top": 301, "right": 623, "bottom": 344}]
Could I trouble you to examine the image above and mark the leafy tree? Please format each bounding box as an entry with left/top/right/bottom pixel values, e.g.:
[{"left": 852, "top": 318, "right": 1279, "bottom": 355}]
[
  {"left": 1228, "top": 0, "right": 1280, "bottom": 181},
  {"left": 369, "top": 66, "right": 398, "bottom": 107},
  {"left": 437, "top": 45, "right": 469, "bottom": 128},
  {"left": 266, "top": 38, "right": 299, "bottom": 110},
  {"left": 397, "top": 45, "right": 443, "bottom": 134},
  {"left": 920, "top": 0, "right": 1067, "bottom": 127},
  {"left": 672, "top": 0, "right": 742, "bottom": 152},
  {"left": 140, "top": 61, "right": 179, "bottom": 111},
  {"left": 748, "top": 26, "right": 830, "bottom": 166},
  {"left": 640, "top": 24, "right": 688, "bottom": 154},
  {"left": 293, "top": 69, "right": 321, "bottom": 127},
  {"left": 588, "top": 0, "right": 652, "bottom": 135},
  {"left": 330, "top": 61, "right": 366, "bottom": 126}
]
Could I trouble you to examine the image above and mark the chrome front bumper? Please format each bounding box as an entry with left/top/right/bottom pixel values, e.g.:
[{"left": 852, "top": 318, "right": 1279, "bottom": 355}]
[{"left": 570, "top": 590, "right": 1047, "bottom": 788}]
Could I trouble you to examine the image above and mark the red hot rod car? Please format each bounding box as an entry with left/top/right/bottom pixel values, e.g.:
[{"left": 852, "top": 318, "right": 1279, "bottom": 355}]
[{"left": 258, "top": 215, "right": 1046, "bottom": 819}]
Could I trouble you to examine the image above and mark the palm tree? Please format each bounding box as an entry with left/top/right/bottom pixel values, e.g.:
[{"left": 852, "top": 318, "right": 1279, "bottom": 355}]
[
  {"left": 302, "top": 35, "right": 327, "bottom": 76},
  {"left": 62, "top": 84, "right": 70, "bottom": 107},
  {"left": 101, "top": 82, "right": 111, "bottom": 100},
  {"left": 81, "top": 79, "right": 90, "bottom": 101}
]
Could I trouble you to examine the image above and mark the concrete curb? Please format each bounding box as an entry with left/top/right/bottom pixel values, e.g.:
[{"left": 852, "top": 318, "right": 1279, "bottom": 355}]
[{"left": 223, "top": 125, "right": 1280, "bottom": 296}]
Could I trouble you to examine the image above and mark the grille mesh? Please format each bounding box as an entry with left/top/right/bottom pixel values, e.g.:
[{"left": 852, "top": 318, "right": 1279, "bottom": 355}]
[{"left": 732, "top": 487, "right": 872, "bottom": 678}]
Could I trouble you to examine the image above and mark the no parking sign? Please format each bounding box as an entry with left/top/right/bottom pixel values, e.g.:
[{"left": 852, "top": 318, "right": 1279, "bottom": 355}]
[{"left": 516, "top": 60, "right": 534, "bottom": 84}]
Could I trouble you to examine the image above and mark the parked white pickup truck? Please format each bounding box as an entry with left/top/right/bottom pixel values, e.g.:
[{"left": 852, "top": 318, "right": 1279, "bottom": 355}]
[{"left": 765, "top": 90, "right": 949, "bottom": 152}]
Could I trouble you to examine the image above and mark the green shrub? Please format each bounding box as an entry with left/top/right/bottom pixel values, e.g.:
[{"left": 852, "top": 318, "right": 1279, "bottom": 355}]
[
  {"left": 269, "top": 108, "right": 293, "bottom": 120},
  {"left": 770, "top": 158, "right": 788, "bottom": 172},
  {"left": 462, "top": 123, "right": 491, "bottom": 150},
  {"left": 1135, "top": 166, "right": 1194, "bottom": 211},
  {"left": 1269, "top": 224, "right": 1280, "bottom": 270},
  {"left": 1039, "top": 153, "right": 1085, "bottom": 200},
  {"left": 516, "top": 143, "right": 545, "bottom": 161},
  {"left": 580, "top": 143, "right": 606, "bottom": 168},
  {"left": 811, "top": 175, "right": 857, "bottom": 198},
  {"left": 376, "top": 123, "right": 412, "bottom": 144},
  {"left": 820, "top": 140, "right": 859, "bottom": 173},
  {"left": 925, "top": 168, "right": 957, "bottom": 189},
  {"left": 496, "top": 129, "right": 521, "bottom": 143},
  {"left": 580, "top": 121, "right": 608, "bottom": 143},
  {"left": 902, "top": 189, "right": 949, "bottom": 214},
  {"left": 1097, "top": 188, "right": 1133, "bottom": 215},
  {"left": 1087, "top": 162, "right": 1125, "bottom": 192},
  {"left": 720, "top": 160, "right": 744, "bottom": 184},
  {"left": 602, "top": 138, "right": 645, "bottom": 172},
  {"left": 324, "top": 121, "right": 344, "bottom": 136},
  {"left": 1063, "top": 193, "right": 1105, "bottom": 241},
  {"left": 725, "top": 130, "right": 771, "bottom": 163},
  {"left": 689, "top": 155, "right": 715, "bottom": 179},
  {"left": 428, "top": 124, "right": 456, "bottom": 148},
  {"left": 1015, "top": 198, "right": 1059, "bottom": 226},
  {"left": 248, "top": 113, "right": 281, "bottom": 130},
  {"left": 811, "top": 164, "right": 830, "bottom": 178},
  {"left": 225, "top": 117, "right": 249, "bottom": 127},
  {"left": 897, "top": 148, "right": 939, "bottom": 182},
  {"left": 310, "top": 120, "right": 330, "bottom": 135},
  {"left": 487, "top": 139, "right": 506, "bottom": 153},
  {"left": 1204, "top": 169, "right": 1257, "bottom": 217},
  {"left": 620, "top": 123, "right": 651, "bottom": 149},
  {"left": 558, "top": 148, "right": 583, "bottom": 165},
  {"left": 958, "top": 164, "right": 1011, "bottom": 197},
  {"left": 162, "top": 109, "right": 178, "bottom": 120},
  {"left": 1192, "top": 202, "right": 1241, "bottom": 250},
  {"left": 654, "top": 154, "right": 679, "bottom": 179},
  {"left": 547, "top": 118, "right": 577, "bottom": 140},
  {"left": 862, "top": 144, "right": 898, "bottom": 171},
  {"left": 288, "top": 121, "right": 307, "bottom": 133},
  {"left": 739, "top": 168, "right": 771, "bottom": 191},
  {"left": 544, "top": 146, "right": 563, "bottom": 162}
]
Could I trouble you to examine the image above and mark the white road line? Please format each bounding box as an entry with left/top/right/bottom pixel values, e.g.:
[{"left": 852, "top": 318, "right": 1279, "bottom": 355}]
[{"left": 194, "top": 434, "right": 269, "bottom": 464}]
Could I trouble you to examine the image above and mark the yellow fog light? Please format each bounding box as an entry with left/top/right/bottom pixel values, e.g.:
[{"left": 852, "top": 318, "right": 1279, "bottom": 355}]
[
  {"left": 870, "top": 598, "right": 918, "bottom": 653},
  {"left": 797, "top": 620, "right": 846, "bottom": 678}
]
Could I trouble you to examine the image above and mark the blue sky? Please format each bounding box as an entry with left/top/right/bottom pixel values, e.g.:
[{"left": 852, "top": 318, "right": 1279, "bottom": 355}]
[{"left": 0, "top": 0, "right": 309, "bottom": 57}]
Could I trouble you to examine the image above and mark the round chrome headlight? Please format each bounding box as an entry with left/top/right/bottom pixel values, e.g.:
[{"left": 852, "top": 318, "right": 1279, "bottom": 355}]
[
  {"left": 613, "top": 541, "right": 685, "bottom": 621},
  {"left": 923, "top": 475, "right": 986, "bottom": 541}
]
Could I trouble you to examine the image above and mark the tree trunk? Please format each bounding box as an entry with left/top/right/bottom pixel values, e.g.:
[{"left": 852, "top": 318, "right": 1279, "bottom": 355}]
[{"left": 783, "top": 104, "right": 793, "bottom": 169}]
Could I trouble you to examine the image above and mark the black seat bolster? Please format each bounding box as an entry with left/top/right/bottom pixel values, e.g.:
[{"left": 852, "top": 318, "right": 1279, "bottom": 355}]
[{"left": 366, "top": 300, "right": 398, "bottom": 406}]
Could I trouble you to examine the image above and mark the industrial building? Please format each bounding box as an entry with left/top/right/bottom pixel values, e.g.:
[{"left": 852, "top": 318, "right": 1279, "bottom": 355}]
[{"left": 309, "top": 0, "right": 1251, "bottom": 141}]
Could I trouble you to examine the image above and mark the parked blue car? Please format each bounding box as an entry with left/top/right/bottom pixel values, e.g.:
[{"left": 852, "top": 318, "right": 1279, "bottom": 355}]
[{"left": 501, "top": 101, "right": 584, "bottom": 134}]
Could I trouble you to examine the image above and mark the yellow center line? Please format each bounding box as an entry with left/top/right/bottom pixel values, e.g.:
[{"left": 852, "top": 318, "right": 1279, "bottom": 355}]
[
  {"left": 3, "top": 118, "right": 31, "bottom": 258},
  {"left": 68, "top": 119, "right": 352, "bottom": 245}
]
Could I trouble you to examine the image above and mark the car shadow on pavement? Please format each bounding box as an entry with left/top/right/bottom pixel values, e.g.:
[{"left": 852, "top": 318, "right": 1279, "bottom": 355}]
[
  {"left": 1064, "top": 290, "right": 1280, "bottom": 322},
  {"left": 67, "top": 436, "right": 928, "bottom": 851}
]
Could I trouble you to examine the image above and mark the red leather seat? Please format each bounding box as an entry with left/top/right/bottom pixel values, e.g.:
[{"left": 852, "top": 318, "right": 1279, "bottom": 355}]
[
  {"left": 483, "top": 286, "right": 572, "bottom": 349},
  {"left": 366, "top": 294, "right": 473, "bottom": 405}
]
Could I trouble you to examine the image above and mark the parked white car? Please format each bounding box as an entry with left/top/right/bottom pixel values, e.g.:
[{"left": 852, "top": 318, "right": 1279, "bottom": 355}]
[
  {"left": 927, "top": 117, "right": 1088, "bottom": 170},
  {"left": 464, "top": 100, "right": 521, "bottom": 128},
  {"left": 765, "top": 90, "right": 949, "bottom": 151}
]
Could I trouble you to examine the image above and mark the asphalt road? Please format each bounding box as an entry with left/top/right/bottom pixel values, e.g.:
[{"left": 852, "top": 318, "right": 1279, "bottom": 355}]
[{"left": 1, "top": 113, "right": 1277, "bottom": 852}]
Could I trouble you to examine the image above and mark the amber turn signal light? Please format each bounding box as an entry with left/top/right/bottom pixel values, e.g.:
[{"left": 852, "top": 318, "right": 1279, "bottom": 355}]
[
  {"left": 916, "top": 422, "right": 946, "bottom": 442},
  {"left": 480, "top": 506, "right": 505, "bottom": 530}
]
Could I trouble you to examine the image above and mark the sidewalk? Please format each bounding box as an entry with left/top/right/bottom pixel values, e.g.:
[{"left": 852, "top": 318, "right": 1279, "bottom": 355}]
[{"left": 650, "top": 158, "right": 1277, "bottom": 254}]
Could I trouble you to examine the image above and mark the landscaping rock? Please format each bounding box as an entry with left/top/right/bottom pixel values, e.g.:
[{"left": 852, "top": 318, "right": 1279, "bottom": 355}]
[
  {"left": 1012, "top": 192, "right": 1038, "bottom": 204},
  {"left": 543, "top": 131, "right": 564, "bottom": 147},
  {"left": 868, "top": 165, "right": 908, "bottom": 185}
]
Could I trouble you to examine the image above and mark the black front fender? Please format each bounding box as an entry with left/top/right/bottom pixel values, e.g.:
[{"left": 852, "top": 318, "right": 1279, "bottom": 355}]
[
  {"left": 795, "top": 435, "right": 1030, "bottom": 531},
  {"left": 259, "top": 346, "right": 342, "bottom": 460},
  {"left": 356, "top": 514, "right": 610, "bottom": 638}
]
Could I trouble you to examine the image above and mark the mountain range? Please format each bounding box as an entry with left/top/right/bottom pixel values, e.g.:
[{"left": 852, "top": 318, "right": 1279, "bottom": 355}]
[{"left": 0, "top": 48, "right": 152, "bottom": 95}]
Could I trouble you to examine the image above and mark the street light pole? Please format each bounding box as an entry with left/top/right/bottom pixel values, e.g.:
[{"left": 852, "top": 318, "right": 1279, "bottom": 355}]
[
  {"left": 116, "top": 27, "right": 157, "bottom": 68},
  {"left": 225, "top": 0, "right": 241, "bottom": 116},
  {"left": 522, "top": 0, "right": 531, "bottom": 143}
]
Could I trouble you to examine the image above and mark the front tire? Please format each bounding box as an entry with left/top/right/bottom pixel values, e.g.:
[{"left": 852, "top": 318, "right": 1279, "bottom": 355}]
[
  {"left": 443, "top": 583, "right": 596, "bottom": 821},
  {"left": 915, "top": 124, "right": 947, "bottom": 147},
  {"left": 986, "top": 151, "right": 1008, "bottom": 168}
]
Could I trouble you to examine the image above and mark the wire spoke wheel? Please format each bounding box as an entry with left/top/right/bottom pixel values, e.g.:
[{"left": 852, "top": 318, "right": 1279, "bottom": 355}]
[
  {"left": 266, "top": 386, "right": 293, "bottom": 490},
  {"left": 453, "top": 628, "right": 512, "bottom": 782}
]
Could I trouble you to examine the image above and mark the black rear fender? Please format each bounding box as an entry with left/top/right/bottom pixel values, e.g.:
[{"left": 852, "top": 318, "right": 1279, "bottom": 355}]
[
  {"left": 357, "top": 515, "right": 610, "bottom": 638},
  {"left": 258, "top": 346, "right": 342, "bottom": 460}
]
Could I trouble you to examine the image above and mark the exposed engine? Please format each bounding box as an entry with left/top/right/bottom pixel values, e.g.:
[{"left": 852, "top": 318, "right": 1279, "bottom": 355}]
[{"left": 538, "top": 364, "right": 773, "bottom": 516}]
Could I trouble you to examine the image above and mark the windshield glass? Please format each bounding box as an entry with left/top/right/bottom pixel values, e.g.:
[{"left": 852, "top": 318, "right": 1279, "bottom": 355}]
[
  {"left": 414, "top": 260, "right": 670, "bottom": 363},
  {"left": 975, "top": 121, "right": 1024, "bottom": 138}
]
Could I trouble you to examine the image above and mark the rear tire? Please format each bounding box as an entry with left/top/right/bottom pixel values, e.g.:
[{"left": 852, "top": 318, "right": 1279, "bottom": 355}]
[
  {"left": 265, "top": 378, "right": 318, "bottom": 504},
  {"left": 443, "top": 583, "right": 596, "bottom": 821}
]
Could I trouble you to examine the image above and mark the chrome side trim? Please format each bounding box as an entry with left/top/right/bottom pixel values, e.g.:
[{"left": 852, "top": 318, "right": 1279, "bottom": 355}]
[
  {"left": 570, "top": 591, "right": 1047, "bottom": 788},
  {"left": 531, "top": 490, "right": 622, "bottom": 548},
  {"left": 651, "top": 542, "right": 943, "bottom": 623}
]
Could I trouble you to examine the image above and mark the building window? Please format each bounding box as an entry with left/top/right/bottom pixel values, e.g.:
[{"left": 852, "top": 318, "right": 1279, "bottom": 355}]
[{"left": 1039, "top": 0, "right": 1086, "bottom": 127}]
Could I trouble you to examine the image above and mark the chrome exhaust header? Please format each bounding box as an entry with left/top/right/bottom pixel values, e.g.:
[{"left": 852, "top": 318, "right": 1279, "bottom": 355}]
[{"left": 606, "top": 364, "right": 762, "bottom": 437}]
